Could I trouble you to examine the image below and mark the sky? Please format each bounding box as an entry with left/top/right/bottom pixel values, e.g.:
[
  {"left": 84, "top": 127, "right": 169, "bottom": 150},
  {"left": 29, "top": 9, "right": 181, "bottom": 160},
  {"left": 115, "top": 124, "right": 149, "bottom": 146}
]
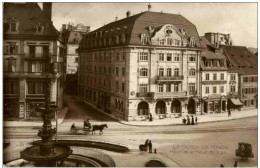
[{"left": 48, "top": 3, "right": 257, "bottom": 48}]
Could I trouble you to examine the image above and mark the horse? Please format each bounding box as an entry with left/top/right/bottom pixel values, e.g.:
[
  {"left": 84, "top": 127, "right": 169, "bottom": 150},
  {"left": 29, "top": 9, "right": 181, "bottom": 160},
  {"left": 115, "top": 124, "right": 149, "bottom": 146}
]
[{"left": 92, "top": 124, "right": 108, "bottom": 135}]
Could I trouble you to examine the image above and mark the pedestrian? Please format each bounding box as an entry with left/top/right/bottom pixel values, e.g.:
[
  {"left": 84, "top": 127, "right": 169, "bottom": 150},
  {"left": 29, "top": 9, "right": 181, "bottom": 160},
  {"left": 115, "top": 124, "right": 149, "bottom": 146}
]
[
  {"left": 145, "top": 139, "right": 149, "bottom": 151},
  {"left": 228, "top": 109, "right": 231, "bottom": 117},
  {"left": 195, "top": 117, "right": 198, "bottom": 125},
  {"left": 187, "top": 116, "right": 190, "bottom": 125},
  {"left": 182, "top": 118, "right": 186, "bottom": 124},
  {"left": 234, "top": 161, "right": 238, "bottom": 167},
  {"left": 220, "top": 164, "right": 224, "bottom": 167},
  {"left": 191, "top": 116, "right": 195, "bottom": 125},
  {"left": 149, "top": 113, "right": 153, "bottom": 122},
  {"left": 148, "top": 140, "right": 153, "bottom": 153}
]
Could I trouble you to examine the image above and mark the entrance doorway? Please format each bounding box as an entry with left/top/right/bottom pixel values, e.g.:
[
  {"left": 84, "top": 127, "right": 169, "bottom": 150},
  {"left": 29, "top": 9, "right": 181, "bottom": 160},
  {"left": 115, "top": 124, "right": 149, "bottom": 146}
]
[
  {"left": 203, "top": 102, "right": 208, "bottom": 113},
  {"left": 171, "top": 100, "right": 181, "bottom": 113},
  {"left": 222, "top": 100, "right": 226, "bottom": 111},
  {"left": 187, "top": 99, "right": 196, "bottom": 114},
  {"left": 156, "top": 101, "right": 166, "bottom": 114}
]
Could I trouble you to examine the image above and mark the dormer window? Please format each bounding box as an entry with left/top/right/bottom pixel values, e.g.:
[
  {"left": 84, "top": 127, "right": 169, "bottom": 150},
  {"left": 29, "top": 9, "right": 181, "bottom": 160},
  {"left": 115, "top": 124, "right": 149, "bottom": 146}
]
[
  {"left": 4, "top": 18, "right": 20, "bottom": 34},
  {"left": 35, "top": 23, "right": 44, "bottom": 35},
  {"left": 141, "top": 34, "right": 148, "bottom": 45}
]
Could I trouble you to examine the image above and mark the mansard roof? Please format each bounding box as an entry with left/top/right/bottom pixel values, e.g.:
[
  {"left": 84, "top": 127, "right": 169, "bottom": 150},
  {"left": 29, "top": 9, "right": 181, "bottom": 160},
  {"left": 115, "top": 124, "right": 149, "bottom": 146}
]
[
  {"left": 222, "top": 45, "right": 258, "bottom": 75},
  {"left": 79, "top": 11, "right": 201, "bottom": 49},
  {"left": 4, "top": 3, "right": 58, "bottom": 39}
]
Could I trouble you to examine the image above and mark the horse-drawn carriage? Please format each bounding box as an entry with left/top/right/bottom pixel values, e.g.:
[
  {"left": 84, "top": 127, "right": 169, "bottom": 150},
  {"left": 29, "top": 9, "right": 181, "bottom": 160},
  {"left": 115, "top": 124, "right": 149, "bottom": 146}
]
[
  {"left": 70, "top": 123, "right": 108, "bottom": 135},
  {"left": 235, "top": 142, "right": 254, "bottom": 158}
]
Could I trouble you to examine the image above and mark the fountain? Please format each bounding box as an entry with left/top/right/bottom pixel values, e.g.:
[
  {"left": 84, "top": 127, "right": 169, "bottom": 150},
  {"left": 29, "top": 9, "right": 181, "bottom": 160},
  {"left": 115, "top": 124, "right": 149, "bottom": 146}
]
[{"left": 20, "top": 75, "right": 72, "bottom": 167}]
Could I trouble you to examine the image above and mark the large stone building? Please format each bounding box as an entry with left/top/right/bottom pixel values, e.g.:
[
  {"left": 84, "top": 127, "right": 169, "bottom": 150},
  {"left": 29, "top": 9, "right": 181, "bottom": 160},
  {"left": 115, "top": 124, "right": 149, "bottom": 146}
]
[
  {"left": 200, "top": 37, "right": 229, "bottom": 113},
  {"left": 61, "top": 23, "right": 90, "bottom": 74},
  {"left": 3, "top": 3, "right": 65, "bottom": 120},
  {"left": 78, "top": 11, "right": 202, "bottom": 121}
]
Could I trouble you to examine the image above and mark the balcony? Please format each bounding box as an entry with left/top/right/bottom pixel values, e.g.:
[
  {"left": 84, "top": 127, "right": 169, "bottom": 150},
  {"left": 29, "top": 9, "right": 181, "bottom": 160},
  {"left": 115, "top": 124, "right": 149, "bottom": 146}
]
[
  {"left": 202, "top": 80, "right": 227, "bottom": 85},
  {"left": 24, "top": 53, "right": 51, "bottom": 60},
  {"left": 189, "top": 90, "right": 197, "bottom": 96},
  {"left": 154, "top": 91, "right": 187, "bottom": 99},
  {"left": 156, "top": 75, "right": 184, "bottom": 83},
  {"left": 136, "top": 92, "right": 154, "bottom": 98}
]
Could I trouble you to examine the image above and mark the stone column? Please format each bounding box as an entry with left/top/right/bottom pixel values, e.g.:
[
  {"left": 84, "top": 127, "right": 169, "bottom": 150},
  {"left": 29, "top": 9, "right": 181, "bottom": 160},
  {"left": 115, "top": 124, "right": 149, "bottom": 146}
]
[{"left": 166, "top": 102, "right": 171, "bottom": 118}]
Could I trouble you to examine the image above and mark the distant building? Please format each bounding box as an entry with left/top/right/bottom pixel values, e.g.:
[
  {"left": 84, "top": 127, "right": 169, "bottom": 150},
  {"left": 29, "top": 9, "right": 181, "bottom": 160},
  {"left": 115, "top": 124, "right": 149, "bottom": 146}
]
[
  {"left": 200, "top": 37, "right": 229, "bottom": 113},
  {"left": 61, "top": 23, "right": 90, "bottom": 74},
  {"left": 3, "top": 3, "right": 65, "bottom": 120},
  {"left": 247, "top": 47, "right": 258, "bottom": 55},
  {"left": 78, "top": 11, "right": 202, "bottom": 121},
  {"left": 204, "top": 32, "right": 233, "bottom": 47},
  {"left": 222, "top": 45, "right": 258, "bottom": 109}
]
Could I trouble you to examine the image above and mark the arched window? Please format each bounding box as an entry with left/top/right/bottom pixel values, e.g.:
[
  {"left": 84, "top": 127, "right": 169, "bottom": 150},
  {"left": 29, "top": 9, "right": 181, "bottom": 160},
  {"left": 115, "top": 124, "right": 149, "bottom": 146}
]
[
  {"left": 159, "top": 68, "right": 164, "bottom": 77},
  {"left": 167, "top": 68, "right": 172, "bottom": 77},
  {"left": 139, "top": 68, "right": 148, "bottom": 77},
  {"left": 189, "top": 68, "right": 196, "bottom": 76},
  {"left": 174, "top": 68, "right": 179, "bottom": 77},
  {"left": 138, "top": 101, "right": 149, "bottom": 115}
]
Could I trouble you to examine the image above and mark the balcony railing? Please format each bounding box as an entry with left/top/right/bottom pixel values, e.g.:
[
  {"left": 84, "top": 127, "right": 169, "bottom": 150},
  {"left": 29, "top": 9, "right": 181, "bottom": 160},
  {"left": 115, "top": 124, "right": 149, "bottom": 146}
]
[
  {"left": 25, "top": 53, "right": 51, "bottom": 59},
  {"left": 157, "top": 75, "right": 184, "bottom": 83},
  {"left": 136, "top": 92, "right": 154, "bottom": 98},
  {"left": 154, "top": 91, "right": 187, "bottom": 99},
  {"left": 202, "top": 80, "right": 227, "bottom": 84},
  {"left": 189, "top": 90, "right": 197, "bottom": 96}
]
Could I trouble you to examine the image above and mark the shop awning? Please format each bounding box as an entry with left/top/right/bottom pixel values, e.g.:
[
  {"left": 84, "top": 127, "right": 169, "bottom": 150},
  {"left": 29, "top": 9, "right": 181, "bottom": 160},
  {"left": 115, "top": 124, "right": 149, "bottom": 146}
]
[{"left": 230, "top": 99, "right": 243, "bottom": 106}]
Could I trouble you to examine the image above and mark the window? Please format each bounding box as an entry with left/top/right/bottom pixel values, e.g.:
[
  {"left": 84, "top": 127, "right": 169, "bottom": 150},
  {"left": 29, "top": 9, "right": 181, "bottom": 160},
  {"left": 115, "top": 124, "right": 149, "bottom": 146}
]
[
  {"left": 4, "top": 43, "right": 18, "bottom": 54},
  {"left": 42, "top": 46, "right": 49, "bottom": 57},
  {"left": 174, "top": 68, "right": 179, "bottom": 77},
  {"left": 159, "top": 53, "right": 164, "bottom": 61},
  {"left": 4, "top": 81, "right": 18, "bottom": 94},
  {"left": 220, "top": 86, "right": 224, "bottom": 93},
  {"left": 167, "top": 53, "right": 172, "bottom": 61},
  {"left": 189, "top": 83, "right": 196, "bottom": 92},
  {"left": 122, "top": 67, "right": 125, "bottom": 76},
  {"left": 174, "top": 54, "right": 180, "bottom": 61},
  {"left": 174, "top": 84, "right": 179, "bottom": 92},
  {"left": 10, "top": 22, "right": 17, "bottom": 32},
  {"left": 167, "top": 38, "right": 173, "bottom": 45},
  {"left": 141, "top": 34, "right": 148, "bottom": 44},
  {"left": 140, "top": 68, "right": 148, "bottom": 77},
  {"left": 159, "top": 39, "right": 165, "bottom": 45},
  {"left": 27, "top": 81, "right": 45, "bottom": 94},
  {"left": 75, "top": 57, "right": 78, "bottom": 63},
  {"left": 205, "top": 60, "right": 212, "bottom": 67},
  {"left": 167, "top": 68, "right": 172, "bottom": 77},
  {"left": 189, "top": 55, "right": 196, "bottom": 62},
  {"left": 29, "top": 45, "right": 36, "bottom": 57},
  {"left": 213, "top": 60, "right": 218, "bottom": 67},
  {"left": 205, "top": 87, "right": 209, "bottom": 94},
  {"left": 158, "top": 84, "right": 164, "bottom": 92},
  {"left": 244, "top": 77, "right": 248, "bottom": 82},
  {"left": 213, "top": 74, "right": 217, "bottom": 80},
  {"left": 139, "top": 52, "right": 148, "bottom": 61},
  {"left": 159, "top": 68, "right": 164, "bottom": 77},
  {"left": 116, "top": 53, "right": 120, "bottom": 61},
  {"left": 213, "top": 86, "right": 217, "bottom": 93},
  {"left": 175, "top": 39, "right": 181, "bottom": 46},
  {"left": 219, "top": 60, "right": 224, "bottom": 67},
  {"left": 115, "top": 67, "right": 119, "bottom": 75},
  {"left": 166, "top": 84, "right": 171, "bottom": 92},
  {"left": 122, "top": 53, "right": 126, "bottom": 61},
  {"left": 206, "top": 74, "right": 209, "bottom": 80},
  {"left": 230, "top": 74, "right": 236, "bottom": 81},
  {"left": 122, "top": 83, "right": 125, "bottom": 92},
  {"left": 116, "top": 81, "right": 119, "bottom": 91},
  {"left": 189, "top": 69, "right": 196, "bottom": 76},
  {"left": 230, "top": 86, "right": 236, "bottom": 92},
  {"left": 4, "top": 59, "right": 16, "bottom": 72},
  {"left": 221, "top": 73, "right": 224, "bottom": 80},
  {"left": 139, "top": 84, "right": 148, "bottom": 93},
  {"left": 251, "top": 99, "right": 254, "bottom": 105}
]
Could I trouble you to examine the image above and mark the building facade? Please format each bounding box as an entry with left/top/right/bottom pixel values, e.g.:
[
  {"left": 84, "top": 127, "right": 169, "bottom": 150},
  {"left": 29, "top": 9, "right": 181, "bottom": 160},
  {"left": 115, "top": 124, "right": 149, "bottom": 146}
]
[
  {"left": 200, "top": 37, "right": 229, "bottom": 113},
  {"left": 3, "top": 3, "right": 65, "bottom": 120},
  {"left": 61, "top": 23, "right": 90, "bottom": 75},
  {"left": 78, "top": 11, "right": 202, "bottom": 121}
]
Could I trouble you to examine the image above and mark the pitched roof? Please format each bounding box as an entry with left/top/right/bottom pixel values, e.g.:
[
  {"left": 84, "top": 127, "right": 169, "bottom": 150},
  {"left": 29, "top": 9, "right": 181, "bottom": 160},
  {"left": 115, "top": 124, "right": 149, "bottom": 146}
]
[
  {"left": 4, "top": 3, "right": 58, "bottom": 38},
  {"left": 222, "top": 45, "right": 258, "bottom": 75},
  {"left": 86, "top": 11, "right": 201, "bottom": 47}
]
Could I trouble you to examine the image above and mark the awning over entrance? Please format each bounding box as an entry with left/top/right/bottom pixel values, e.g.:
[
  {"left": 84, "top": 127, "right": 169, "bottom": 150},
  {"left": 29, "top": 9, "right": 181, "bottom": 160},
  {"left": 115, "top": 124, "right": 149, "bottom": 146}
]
[{"left": 230, "top": 99, "right": 243, "bottom": 106}]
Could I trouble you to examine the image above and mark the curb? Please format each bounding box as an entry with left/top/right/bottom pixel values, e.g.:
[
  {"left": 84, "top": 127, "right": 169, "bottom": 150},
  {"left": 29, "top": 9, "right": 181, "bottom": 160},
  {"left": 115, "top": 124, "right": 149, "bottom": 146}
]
[{"left": 78, "top": 98, "right": 257, "bottom": 127}]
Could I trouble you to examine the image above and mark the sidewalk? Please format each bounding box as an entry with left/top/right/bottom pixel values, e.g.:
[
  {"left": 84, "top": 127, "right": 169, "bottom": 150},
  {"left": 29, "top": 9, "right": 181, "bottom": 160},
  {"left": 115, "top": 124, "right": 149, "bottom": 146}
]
[
  {"left": 3, "top": 107, "right": 69, "bottom": 128},
  {"left": 84, "top": 99, "right": 257, "bottom": 126}
]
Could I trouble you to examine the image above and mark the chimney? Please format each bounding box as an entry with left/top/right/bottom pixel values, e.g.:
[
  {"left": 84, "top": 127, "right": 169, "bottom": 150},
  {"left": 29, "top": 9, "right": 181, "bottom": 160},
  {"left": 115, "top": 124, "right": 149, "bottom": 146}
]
[
  {"left": 115, "top": 16, "right": 118, "bottom": 21},
  {"left": 126, "top": 11, "right": 131, "bottom": 18},
  {"left": 148, "top": 3, "right": 151, "bottom": 11},
  {"left": 43, "top": 2, "right": 52, "bottom": 22},
  {"left": 62, "top": 24, "right": 67, "bottom": 31}
]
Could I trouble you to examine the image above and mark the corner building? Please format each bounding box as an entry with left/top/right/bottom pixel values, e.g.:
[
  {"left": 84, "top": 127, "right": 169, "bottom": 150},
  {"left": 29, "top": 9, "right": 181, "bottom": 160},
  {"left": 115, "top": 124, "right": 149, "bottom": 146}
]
[{"left": 78, "top": 12, "right": 202, "bottom": 121}]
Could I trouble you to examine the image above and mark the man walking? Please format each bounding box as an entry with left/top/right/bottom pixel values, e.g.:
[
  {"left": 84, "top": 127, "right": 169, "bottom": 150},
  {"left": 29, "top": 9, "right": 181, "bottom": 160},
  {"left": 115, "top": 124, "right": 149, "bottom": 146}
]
[
  {"left": 228, "top": 109, "right": 231, "bottom": 117},
  {"left": 148, "top": 140, "right": 152, "bottom": 153}
]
